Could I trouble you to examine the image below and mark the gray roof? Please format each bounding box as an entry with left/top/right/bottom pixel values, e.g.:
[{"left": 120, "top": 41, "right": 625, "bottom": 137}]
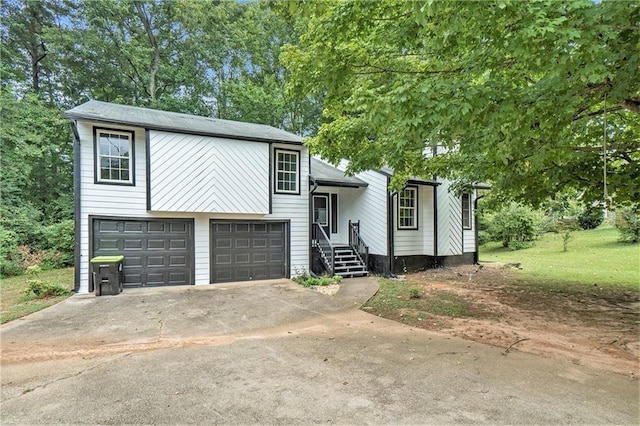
[
  {"left": 310, "top": 158, "right": 368, "bottom": 188},
  {"left": 63, "top": 100, "right": 303, "bottom": 145}
]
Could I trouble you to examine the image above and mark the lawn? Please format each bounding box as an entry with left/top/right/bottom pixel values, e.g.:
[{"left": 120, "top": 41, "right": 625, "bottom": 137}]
[
  {"left": 480, "top": 226, "right": 639, "bottom": 288},
  {"left": 0, "top": 268, "right": 75, "bottom": 324}
]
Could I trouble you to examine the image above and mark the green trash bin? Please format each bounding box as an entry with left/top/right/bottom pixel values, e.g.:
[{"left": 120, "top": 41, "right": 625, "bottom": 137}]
[{"left": 90, "top": 256, "right": 124, "bottom": 296}]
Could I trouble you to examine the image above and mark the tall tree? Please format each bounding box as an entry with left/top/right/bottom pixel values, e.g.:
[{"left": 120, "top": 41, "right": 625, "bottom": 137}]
[{"left": 280, "top": 0, "right": 640, "bottom": 204}]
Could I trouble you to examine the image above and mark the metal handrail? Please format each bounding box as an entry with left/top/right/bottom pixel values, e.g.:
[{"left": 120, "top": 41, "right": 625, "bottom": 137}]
[
  {"left": 312, "top": 223, "right": 335, "bottom": 275},
  {"left": 348, "top": 220, "right": 369, "bottom": 269}
]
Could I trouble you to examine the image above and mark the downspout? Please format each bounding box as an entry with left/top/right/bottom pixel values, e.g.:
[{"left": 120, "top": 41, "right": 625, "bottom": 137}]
[
  {"left": 433, "top": 185, "right": 438, "bottom": 259},
  {"left": 473, "top": 193, "right": 486, "bottom": 264},
  {"left": 309, "top": 176, "right": 319, "bottom": 276},
  {"left": 71, "top": 120, "right": 81, "bottom": 293},
  {"left": 387, "top": 176, "right": 396, "bottom": 277},
  {"left": 432, "top": 144, "right": 439, "bottom": 262}
]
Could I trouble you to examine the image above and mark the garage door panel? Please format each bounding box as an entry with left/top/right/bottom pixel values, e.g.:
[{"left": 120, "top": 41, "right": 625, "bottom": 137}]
[
  {"left": 93, "top": 218, "right": 193, "bottom": 288},
  {"left": 124, "top": 222, "right": 144, "bottom": 233},
  {"left": 211, "top": 221, "right": 288, "bottom": 284}
]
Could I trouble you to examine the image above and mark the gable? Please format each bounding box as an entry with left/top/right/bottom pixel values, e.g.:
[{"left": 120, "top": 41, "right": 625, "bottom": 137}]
[{"left": 148, "top": 131, "right": 270, "bottom": 214}]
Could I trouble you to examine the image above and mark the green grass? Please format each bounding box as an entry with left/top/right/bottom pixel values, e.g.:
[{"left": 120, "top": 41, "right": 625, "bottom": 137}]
[
  {"left": 365, "top": 279, "right": 482, "bottom": 324},
  {"left": 480, "top": 226, "right": 639, "bottom": 288},
  {"left": 0, "top": 268, "right": 75, "bottom": 324}
]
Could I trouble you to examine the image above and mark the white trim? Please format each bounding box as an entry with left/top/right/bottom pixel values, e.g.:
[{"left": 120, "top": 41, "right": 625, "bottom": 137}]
[
  {"left": 96, "top": 128, "right": 134, "bottom": 184},
  {"left": 275, "top": 149, "right": 300, "bottom": 194},
  {"left": 398, "top": 187, "right": 418, "bottom": 230}
]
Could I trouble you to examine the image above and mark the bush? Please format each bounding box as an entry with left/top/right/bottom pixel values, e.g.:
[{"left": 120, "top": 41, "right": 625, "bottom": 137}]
[
  {"left": 23, "top": 279, "right": 72, "bottom": 299},
  {"left": 0, "top": 258, "right": 24, "bottom": 277},
  {"left": 489, "top": 202, "right": 542, "bottom": 249},
  {"left": 293, "top": 273, "right": 342, "bottom": 287},
  {"left": 577, "top": 206, "right": 604, "bottom": 230},
  {"left": 615, "top": 205, "right": 640, "bottom": 243}
]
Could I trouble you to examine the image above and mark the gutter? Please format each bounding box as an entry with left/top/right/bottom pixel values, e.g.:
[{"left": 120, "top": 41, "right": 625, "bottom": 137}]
[
  {"left": 309, "top": 175, "right": 319, "bottom": 275},
  {"left": 387, "top": 176, "right": 396, "bottom": 277}
]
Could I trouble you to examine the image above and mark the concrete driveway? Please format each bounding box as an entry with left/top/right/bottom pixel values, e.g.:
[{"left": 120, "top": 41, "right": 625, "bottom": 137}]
[{"left": 1, "top": 278, "right": 638, "bottom": 425}]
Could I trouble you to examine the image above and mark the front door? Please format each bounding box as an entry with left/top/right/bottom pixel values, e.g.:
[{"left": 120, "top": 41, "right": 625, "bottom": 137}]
[{"left": 312, "top": 194, "right": 330, "bottom": 238}]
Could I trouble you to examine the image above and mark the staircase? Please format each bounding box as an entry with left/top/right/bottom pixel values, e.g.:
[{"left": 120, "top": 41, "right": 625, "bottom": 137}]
[{"left": 333, "top": 245, "right": 368, "bottom": 277}]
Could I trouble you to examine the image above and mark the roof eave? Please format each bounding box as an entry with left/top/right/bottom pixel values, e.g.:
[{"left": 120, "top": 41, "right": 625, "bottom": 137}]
[{"left": 63, "top": 112, "right": 304, "bottom": 146}]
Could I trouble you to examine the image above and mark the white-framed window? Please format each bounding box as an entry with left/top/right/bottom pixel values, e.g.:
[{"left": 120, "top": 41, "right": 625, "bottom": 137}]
[
  {"left": 398, "top": 186, "right": 418, "bottom": 230},
  {"left": 94, "top": 128, "right": 135, "bottom": 185},
  {"left": 275, "top": 149, "right": 299, "bottom": 194},
  {"left": 462, "top": 193, "right": 472, "bottom": 229}
]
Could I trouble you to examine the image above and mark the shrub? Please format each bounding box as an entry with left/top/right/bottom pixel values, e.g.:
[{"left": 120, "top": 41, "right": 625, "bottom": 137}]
[
  {"left": 293, "top": 274, "right": 342, "bottom": 287},
  {"left": 23, "top": 279, "right": 72, "bottom": 298},
  {"left": 507, "top": 240, "right": 534, "bottom": 251},
  {"left": 577, "top": 206, "right": 604, "bottom": 230},
  {"left": 489, "top": 202, "right": 542, "bottom": 248},
  {"left": 615, "top": 205, "right": 640, "bottom": 243},
  {"left": 0, "top": 258, "right": 24, "bottom": 277}
]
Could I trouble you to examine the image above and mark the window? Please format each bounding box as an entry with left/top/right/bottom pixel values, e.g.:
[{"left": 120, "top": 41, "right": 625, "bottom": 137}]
[
  {"left": 462, "top": 193, "right": 472, "bottom": 229},
  {"left": 398, "top": 187, "right": 418, "bottom": 229},
  {"left": 95, "top": 128, "right": 134, "bottom": 185},
  {"left": 275, "top": 149, "right": 299, "bottom": 194}
]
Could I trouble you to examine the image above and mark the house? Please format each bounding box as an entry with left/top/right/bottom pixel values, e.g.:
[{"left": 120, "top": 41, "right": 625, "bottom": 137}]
[
  {"left": 308, "top": 158, "right": 482, "bottom": 277},
  {"left": 64, "top": 100, "right": 480, "bottom": 293}
]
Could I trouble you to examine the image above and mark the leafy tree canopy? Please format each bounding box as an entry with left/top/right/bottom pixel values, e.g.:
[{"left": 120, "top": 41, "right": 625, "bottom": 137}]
[{"left": 280, "top": 0, "right": 639, "bottom": 205}]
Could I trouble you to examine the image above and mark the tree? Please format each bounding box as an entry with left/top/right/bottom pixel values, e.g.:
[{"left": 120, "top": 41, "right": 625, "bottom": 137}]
[{"left": 280, "top": 0, "right": 640, "bottom": 204}]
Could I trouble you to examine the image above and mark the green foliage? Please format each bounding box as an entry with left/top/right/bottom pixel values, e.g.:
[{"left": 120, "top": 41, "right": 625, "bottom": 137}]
[
  {"left": 614, "top": 204, "right": 640, "bottom": 243},
  {"left": 22, "top": 279, "right": 73, "bottom": 299},
  {"left": 293, "top": 273, "right": 342, "bottom": 288},
  {"left": 280, "top": 0, "right": 640, "bottom": 205},
  {"left": 488, "top": 202, "right": 543, "bottom": 249},
  {"left": 409, "top": 287, "right": 421, "bottom": 299},
  {"left": 561, "top": 231, "right": 574, "bottom": 252},
  {"left": 577, "top": 206, "right": 604, "bottom": 230}
]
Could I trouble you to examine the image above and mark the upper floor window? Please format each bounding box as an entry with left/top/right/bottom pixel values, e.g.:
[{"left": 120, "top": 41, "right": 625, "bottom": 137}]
[
  {"left": 398, "top": 186, "right": 418, "bottom": 230},
  {"left": 275, "top": 149, "right": 299, "bottom": 194},
  {"left": 95, "top": 128, "right": 135, "bottom": 185},
  {"left": 462, "top": 193, "right": 472, "bottom": 229}
]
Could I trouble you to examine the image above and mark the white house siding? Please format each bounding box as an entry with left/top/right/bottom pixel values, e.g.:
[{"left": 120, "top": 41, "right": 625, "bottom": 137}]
[
  {"left": 347, "top": 170, "right": 388, "bottom": 256},
  {"left": 78, "top": 121, "right": 147, "bottom": 293},
  {"left": 463, "top": 190, "right": 477, "bottom": 253},
  {"left": 269, "top": 143, "right": 309, "bottom": 276},
  {"left": 393, "top": 185, "right": 435, "bottom": 256},
  {"left": 77, "top": 121, "right": 308, "bottom": 293},
  {"left": 436, "top": 180, "right": 464, "bottom": 256},
  {"left": 149, "top": 131, "right": 269, "bottom": 214}
]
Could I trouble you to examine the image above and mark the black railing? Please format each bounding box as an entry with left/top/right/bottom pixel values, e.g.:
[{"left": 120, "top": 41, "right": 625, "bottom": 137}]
[
  {"left": 348, "top": 220, "right": 369, "bottom": 269},
  {"left": 312, "top": 223, "right": 335, "bottom": 275}
]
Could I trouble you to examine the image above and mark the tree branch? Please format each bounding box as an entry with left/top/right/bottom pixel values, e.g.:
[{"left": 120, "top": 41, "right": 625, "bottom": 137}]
[
  {"left": 353, "top": 62, "right": 462, "bottom": 75},
  {"left": 621, "top": 98, "right": 640, "bottom": 114}
]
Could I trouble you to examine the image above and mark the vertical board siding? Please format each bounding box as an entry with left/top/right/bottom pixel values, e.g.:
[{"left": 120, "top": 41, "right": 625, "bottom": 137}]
[
  {"left": 269, "top": 143, "right": 309, "bottom": 276},
  {"left": 77, "top": 121, "right": 309, "bottom": 292},
  {"left": 436, "top": 180, "right": 464, "bottom": 256},
  {"left": 348, "top": 170, "right": 388, "bottom": 256},
  {"left": 149, "top": 131, "right": 269, "bottom": 214},
  {"left": 393, "top": 186, "right": 435, "bottom": 256},
  {"left": 463, "top": 190, "right": 477, "bottom": 253}
]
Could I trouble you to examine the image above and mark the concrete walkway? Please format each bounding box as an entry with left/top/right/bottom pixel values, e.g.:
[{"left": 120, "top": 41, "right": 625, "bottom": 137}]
[{"left": 1, "top": 278, "right": 638, "bottom": 424}]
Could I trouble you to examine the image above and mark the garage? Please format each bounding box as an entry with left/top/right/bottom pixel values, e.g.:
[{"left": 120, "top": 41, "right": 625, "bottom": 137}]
[
  {"left": 91, "top": 218, "right": 194, "bottom": 288},
  {"left": 210, "top": 221, "right": 289, "bottom": 283}
]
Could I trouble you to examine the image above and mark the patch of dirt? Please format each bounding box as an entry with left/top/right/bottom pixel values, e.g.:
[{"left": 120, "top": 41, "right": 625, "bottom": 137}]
[{"left": 402, "top": 265, "right": 640, "bottom": 377}]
